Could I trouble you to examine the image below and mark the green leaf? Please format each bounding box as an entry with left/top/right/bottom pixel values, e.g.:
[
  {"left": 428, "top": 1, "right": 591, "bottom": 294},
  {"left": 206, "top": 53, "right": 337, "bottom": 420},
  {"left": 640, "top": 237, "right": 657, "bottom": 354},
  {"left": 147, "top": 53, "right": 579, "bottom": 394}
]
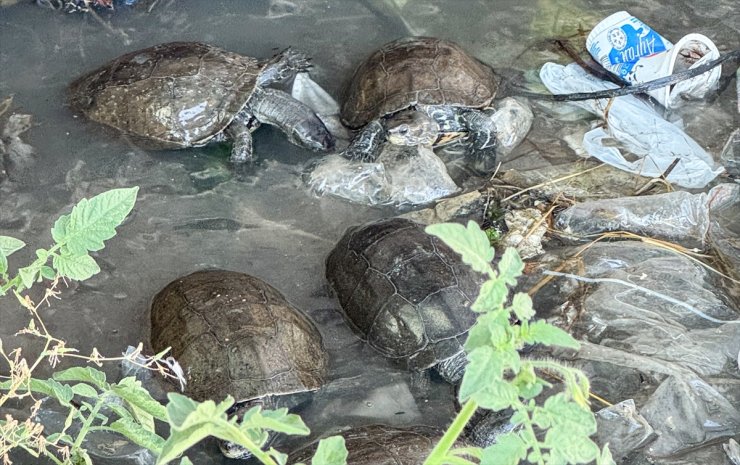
[
  {"left": 0, "top": 236, "right": 25, "bottom": 257},
  {"left": 268, "top": 448, "right": 288, "bottom": 465},
  {"left": 311, "top": 436, "right": 348, "bottom": 465},
  {"left": 497, "top": 248, "right": 524, "bottom": 287},
  {"left": 70, "top": 383, "right": 99, "bottom": 398},
  {"left": 510, "top": 293, "right": 534, "bottom": 321},
  {"left": 112, "top": 377, "right": 168, "bottom": 422},
  {"left": 249, "top": 408, "right": 309, "bottom": 436},
  {"left": 18, "top": 265, "right": 39, "bottom": 289},
  {"left": 426, "top": 221, "right": 494, "bottom": 275},
  {"left": 47, "top": 379, "right": 75, "bottom": 407},
  {"left": 157, "top": 421, "right": 219, "bottom": 465},
  {"left": 0, "top": 250, "right": 7, "bottom": 275},
  {"left": 53, "top": 366, "right": 108, "bottom": 389},
  {"left": 53, "top": 252, "right": 100, "bottom": 281},
  {"left": 597, "top": 444, "right": 616, "bottom": 465},
  {"left": 109, "top": 417, "right": 166, "bottom": 453},
  {"left": 464, "top": 311, "right": 511, "bottom": 351},
  {"left": 524, "top": 321, "right": 580, "bottom": 350},
  {"left": 458, "top": 346, "right": 503, "bottom": 402},
  {"left": 179, "top": 458, "right": 193, "bottom": 465},
  {"left": 481, "top": 433, "right": 528, "bottom": 465},
  {"left": 40, "top": 265, "right": 56, "bottom": 280},
  {"left": 51, "top": 187, "right": 139, "bottom": 255},
  {"left": 158, "top": 394, "right": 237, "bottom": 465},
  {"left": 471, "top": 279, "right": 508, "bottom": 313}
]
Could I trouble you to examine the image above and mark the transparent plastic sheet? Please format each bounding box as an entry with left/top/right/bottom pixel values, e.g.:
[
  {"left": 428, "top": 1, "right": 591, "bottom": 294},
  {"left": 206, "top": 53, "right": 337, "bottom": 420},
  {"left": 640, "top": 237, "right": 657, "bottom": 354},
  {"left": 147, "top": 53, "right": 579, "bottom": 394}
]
[
  {"left": 306, "top": 144, "right": 460, "bottom": 206},
  {"left": 640, "top": 376, "right": 740, "bottom": 459},
  {"left": 554, "top": 183, "right": 739, "bottom": 249},
  {"left": 594, "top": 400, "right": 655, "bottom": 461},
  {"left": 532, "top": 241, "right": 740, "bottom": 460},
  {"left": 707, "top": 183, "right": 740, "bottom": 284},
  {"left": 539, "top": 62, "right": 724, "bottom": 188}
]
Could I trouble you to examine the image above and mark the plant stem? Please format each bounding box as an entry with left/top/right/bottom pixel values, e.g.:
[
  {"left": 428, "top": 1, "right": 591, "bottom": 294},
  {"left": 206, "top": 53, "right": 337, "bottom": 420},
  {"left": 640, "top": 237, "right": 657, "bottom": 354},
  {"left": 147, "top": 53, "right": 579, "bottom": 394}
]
[
  {"left": 72, "top": 398, "right": 104, "bottom": 451},
  {"left": 423, "top": 399, "right": 478, "bottom": 465},
  {"left": 514, "top": 401, "right": 545, "bottom": 465}
]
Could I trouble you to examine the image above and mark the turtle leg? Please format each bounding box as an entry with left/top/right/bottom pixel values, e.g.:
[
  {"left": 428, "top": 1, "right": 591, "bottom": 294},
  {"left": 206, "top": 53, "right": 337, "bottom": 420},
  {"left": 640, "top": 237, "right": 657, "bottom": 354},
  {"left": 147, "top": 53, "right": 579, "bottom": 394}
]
[
  {"left": 460, "top": 108, "right": 499, "bottom": 173},
  {"left": 225, "top": 115, "right": 255, "bottom": 164},
  {"left": 258, "top": 48, "right": 312, "bottom": 86},
  {"left": 435, "top": 351, "right": 467, "bottom": 385},
  {"left": 343, "top": 120, "right": 386, "bottom": 162}
]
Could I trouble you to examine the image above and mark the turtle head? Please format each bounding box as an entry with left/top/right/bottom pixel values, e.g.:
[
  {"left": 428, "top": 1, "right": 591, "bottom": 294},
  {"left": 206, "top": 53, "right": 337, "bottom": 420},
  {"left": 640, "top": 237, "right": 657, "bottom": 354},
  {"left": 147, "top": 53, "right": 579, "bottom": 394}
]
[
  {"left": 291, "top": 118, "right": 336, "bottom": 152},
  {"left": 385, "top": 110, "right": 438, "bottom": 146}
]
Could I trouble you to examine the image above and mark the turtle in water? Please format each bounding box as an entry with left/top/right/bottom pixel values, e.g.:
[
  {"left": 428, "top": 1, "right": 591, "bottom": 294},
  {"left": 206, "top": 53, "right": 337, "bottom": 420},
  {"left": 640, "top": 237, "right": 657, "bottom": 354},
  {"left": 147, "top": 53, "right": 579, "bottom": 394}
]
[
  {"left": 69, "top": 42, "right": 335, "bottom": 163},
  {"left": 340, "top": 37, "right": 499, "bottom": 165},
  {"left": 150, "top": 270, "right": 329, "bottom": 458},
  {"left": 325, "top": 217, "right": 484, "bottom": 384},
  {"left": 289, "top": 424, "right": 459, "bottom": 464}
]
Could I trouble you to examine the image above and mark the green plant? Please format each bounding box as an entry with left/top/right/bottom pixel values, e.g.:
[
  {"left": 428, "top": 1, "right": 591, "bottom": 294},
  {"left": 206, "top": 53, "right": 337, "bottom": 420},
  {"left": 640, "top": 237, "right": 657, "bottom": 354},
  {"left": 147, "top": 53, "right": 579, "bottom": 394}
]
[
  {"left": 423, "top": 221, "right": 614, "bottom": 465},
  {"left": 0, "top": 187, "right": 346, "bottom": 465}
]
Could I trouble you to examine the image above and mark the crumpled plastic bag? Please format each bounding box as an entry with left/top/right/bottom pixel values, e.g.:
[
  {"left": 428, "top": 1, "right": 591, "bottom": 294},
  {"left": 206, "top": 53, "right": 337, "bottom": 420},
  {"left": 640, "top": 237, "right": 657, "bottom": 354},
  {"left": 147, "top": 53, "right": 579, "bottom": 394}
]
[
  {"left": 489, "top": 97, "right": 533, "bottom": 155},
  {"left": 291, "top": 72, "right": 351, "bottom": 147},
  {"left": 306, "top": 144, "right": 459, "bottom": 206},
  {"left": 539, "top": 62, "right": 724, "bottom": 188}
]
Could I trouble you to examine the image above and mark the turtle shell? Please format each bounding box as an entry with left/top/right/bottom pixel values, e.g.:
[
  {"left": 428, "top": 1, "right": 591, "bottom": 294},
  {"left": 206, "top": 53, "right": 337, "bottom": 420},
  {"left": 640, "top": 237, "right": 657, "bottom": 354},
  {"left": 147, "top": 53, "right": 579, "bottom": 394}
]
[
  {"left": 150, "top": 270, "right": 328, "bottom": 403},
  {"left": 325, "top": 218, "right": 483, "bottom": 372},
  {"left": 340, "top": 37, "right": 499, "bottom": 129},
  {"left": 69, "top": 42, "right": 265, "bottom": 149},
  {"left": 288, "top": 424, "right": 451, "bottom": 464}
]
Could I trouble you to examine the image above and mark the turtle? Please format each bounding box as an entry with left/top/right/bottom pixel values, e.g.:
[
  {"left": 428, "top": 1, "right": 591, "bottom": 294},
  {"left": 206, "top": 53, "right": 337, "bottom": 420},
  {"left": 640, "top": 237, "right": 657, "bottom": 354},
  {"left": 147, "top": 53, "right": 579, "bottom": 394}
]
[
  {"left": 288, "top": 424, "right": 460, "bottom": 464},
  {"left": 340, "top": 37, "right": 500, "bottom": 165},
  {"left": 69, "top": 41, "right": 335, "bottom": 163},
  {"left": 150, "top": 269, "right": 329, "bottom": 458},
  {"left": 325, "top": 217, "right": 484, "bottom": 384}
]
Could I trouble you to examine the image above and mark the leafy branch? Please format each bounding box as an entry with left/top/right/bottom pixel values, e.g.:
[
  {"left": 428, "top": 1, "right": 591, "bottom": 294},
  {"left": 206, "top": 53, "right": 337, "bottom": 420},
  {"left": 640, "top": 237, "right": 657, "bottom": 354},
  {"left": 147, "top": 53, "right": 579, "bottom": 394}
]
[{"left": 424, "top": 221, "right": 614, "bottom": 465}]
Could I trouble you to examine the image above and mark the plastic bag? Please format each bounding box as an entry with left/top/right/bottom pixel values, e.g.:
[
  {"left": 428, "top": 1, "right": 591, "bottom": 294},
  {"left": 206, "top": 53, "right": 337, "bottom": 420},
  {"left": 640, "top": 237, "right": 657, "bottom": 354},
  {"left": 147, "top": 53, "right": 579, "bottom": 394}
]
[
  {"left": 306, "top": 145, "right": 460, "bottom": 206},
  {"left": 539, "top": 62, "right": 724, "bottom": 188}
]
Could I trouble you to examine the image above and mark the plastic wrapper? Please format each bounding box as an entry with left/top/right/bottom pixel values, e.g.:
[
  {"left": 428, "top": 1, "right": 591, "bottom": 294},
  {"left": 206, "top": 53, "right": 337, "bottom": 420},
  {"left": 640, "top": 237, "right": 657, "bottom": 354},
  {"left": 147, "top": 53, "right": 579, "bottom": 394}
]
[
  {"left": 554, "top": 183, "right": 739, "bottom": 249},
  {"left": 306, "top": 144, "right": 460, "bottom": 206},
  {"left": 539, "top": 62, "right": 724, "bottom": 188},
  {"left": 489, "top": 97, "right": 533, "bottom": 154}
]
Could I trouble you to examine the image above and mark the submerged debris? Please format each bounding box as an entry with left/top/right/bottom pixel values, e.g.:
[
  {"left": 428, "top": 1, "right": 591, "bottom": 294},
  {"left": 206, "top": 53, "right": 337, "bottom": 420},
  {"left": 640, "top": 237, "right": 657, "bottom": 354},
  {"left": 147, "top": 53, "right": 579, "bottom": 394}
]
[
  {"left": 35, "top": 0, "right": 143, "bottom": 13},
  {"left": 0, "top": 96, "right": 35, "bottom": 183}
]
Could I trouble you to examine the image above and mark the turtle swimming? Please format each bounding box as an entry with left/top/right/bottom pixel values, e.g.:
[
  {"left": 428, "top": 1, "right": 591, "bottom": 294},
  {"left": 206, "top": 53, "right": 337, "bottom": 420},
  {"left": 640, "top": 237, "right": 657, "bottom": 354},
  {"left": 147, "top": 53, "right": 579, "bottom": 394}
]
[
  {"left": 150, "top": 270, "right": 329, "bottom": 458},
  {"left": 326, "top": 217, "right": 484, "bottom": 384},
  {"left": 69, "top": 42, "right": 335, "bottom": 163},
  {"left": 340, "top": 37, "right": 500, "bottom": 164}
]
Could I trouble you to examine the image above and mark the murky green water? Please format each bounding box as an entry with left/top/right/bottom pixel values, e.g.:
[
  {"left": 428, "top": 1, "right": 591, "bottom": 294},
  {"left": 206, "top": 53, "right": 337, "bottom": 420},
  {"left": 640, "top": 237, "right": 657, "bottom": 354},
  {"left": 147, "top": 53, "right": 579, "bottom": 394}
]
[{"left": 1, "top": 0, "right": 738, "bottom": 463}]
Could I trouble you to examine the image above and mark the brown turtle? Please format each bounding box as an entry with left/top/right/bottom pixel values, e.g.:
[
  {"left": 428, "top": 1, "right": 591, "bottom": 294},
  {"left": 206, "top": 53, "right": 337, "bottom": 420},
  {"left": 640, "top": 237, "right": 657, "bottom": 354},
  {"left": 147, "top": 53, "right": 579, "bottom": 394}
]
[
  {"left": 288, "top": 424, "right": 454, "bottom": 465},
  {"left": 150, "top": 269, "right": 328, "bottom": 458},
  {"left": 340, "top": 37, "right": 499, "bottom": 163},
  {"left": 325, "top": 217, "right": 484, "bottom": 384},
  {"left": 69, "top": 42, "right": 335, "bottom": 163}
]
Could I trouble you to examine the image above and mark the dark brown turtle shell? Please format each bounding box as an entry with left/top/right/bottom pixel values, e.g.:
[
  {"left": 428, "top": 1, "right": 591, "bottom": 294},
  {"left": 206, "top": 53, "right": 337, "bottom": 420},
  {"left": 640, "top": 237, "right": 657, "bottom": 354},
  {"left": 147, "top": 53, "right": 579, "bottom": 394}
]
[
  {"left": 288, "top": 424, "right": 450, "bottom": 465},
  {"left": 340, "top": 37, "right": 499, "bottom": 129},
  {"left": 325, "top": 218, "right": 483, "bottom": 372},
  {"left": 69, "top": 42, "right": 265, "bottom": 149},
  {"left": 150, "top": 270, "right": 328, "bottom": 403}
]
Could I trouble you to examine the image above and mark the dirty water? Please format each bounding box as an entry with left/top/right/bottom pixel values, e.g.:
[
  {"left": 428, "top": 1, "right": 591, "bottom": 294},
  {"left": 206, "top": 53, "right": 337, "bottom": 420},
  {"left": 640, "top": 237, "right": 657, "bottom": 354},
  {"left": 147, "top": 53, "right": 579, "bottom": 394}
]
[{"left": 1, "top": 0, "right": 739, "bottom": 464}]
